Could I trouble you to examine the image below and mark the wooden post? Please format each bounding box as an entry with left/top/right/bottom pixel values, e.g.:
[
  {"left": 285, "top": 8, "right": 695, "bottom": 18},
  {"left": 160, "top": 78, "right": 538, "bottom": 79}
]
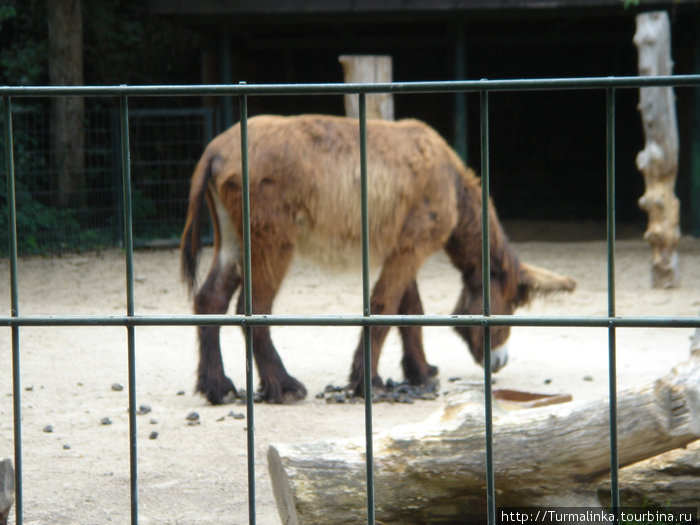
[
  {"left": 338, "top": 55, "right": 394, "bottom": 120},
  {"left": 634, "top": 11, "right": 681, "bottom": 288}
]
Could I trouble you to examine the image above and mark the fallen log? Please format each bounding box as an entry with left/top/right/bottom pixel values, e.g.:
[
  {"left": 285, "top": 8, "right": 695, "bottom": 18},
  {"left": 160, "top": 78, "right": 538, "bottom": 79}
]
[
  {"left": 0, "top": 459, "right": 13, "bottom": 525},
  {"left": 597, "top": 440, "right": 700, "bottom": 514},
  {"left": 597, "top": 340, "right": 700, "bottom": 515},
  {"left": 269, "top": 354, "right": 700, "bottom": 524}
]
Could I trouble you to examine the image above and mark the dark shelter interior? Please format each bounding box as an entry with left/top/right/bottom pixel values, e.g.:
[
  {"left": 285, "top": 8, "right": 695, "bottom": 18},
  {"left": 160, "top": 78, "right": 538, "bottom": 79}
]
[{"left": 149, "top": 0, "right": 700, "bottom": 235}]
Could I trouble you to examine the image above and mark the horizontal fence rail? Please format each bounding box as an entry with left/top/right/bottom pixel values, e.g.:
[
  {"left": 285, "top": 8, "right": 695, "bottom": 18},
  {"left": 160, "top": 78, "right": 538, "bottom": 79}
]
[
  {"left": 3, "top": 74, "right": 700, "bottom": 525},
  {"left": 0, "top": 314, "right": 700, "bottom": 328},
  {"left": 1, "top": 314, "right": 700, "bottom": 329},
  {"left": 0, "top": 74, "right": 699, "bottom": 98}
]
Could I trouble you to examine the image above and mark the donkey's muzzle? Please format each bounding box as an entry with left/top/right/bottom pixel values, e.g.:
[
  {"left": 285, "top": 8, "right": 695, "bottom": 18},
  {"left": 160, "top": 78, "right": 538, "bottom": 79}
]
[{"left": 489, "top": 343, "right": 509, "bottom": 373}]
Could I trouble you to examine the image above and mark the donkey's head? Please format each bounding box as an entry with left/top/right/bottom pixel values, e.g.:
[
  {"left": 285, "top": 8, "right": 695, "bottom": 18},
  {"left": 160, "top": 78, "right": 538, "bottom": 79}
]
[{"left": 453, "top": 261, "right": 576, "bottom": 372}]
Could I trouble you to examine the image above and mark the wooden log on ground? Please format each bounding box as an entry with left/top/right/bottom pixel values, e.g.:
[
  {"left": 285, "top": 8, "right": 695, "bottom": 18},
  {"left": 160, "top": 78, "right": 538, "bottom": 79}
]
[
  {"left": 338, "top": 55, "right": 394, "bottom": 120},
  {"left": 634, "top": 11, "right": 681, "bottom": 288},
  {"left": 691, "top": 311, "right": 700, "bottom": 353},
  {"left": 268, "top": 355, "right": 700, "bottom": 524},
  {"left": 597, "top": 345, "right": 700, "bottom": 515},
  {"left": 597, "top": 440, "right": 700, "bottom": 515},
  {"left": 0, "top": 458, "right": 14, "bottom": 525}
]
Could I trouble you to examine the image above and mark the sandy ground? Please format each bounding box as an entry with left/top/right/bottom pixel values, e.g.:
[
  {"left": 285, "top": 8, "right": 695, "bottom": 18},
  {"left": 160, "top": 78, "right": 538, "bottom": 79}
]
[{"left": 1, "top": 225, "right": 699, "bottom": 524}]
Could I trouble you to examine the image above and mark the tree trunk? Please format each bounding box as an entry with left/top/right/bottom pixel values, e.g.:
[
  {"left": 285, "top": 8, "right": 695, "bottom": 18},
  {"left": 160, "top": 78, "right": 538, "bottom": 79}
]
[
  {"left": 634, "top": 11, "right": 681, "bottom": 288},
  {"left": 338, "top": 55, "right": 394, "bottom": 121},
  {"left": 48, "top": 0, "right": 85, "bottom": 209},
  {"left": 268, "top": 355, "right": 700, "bottom": 524}
]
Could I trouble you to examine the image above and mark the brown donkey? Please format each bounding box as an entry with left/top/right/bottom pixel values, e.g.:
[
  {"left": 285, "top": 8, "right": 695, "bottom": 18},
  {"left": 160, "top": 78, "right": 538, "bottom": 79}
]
[{"left": 181, "top": 114, "right": 575, "bottom": 404}]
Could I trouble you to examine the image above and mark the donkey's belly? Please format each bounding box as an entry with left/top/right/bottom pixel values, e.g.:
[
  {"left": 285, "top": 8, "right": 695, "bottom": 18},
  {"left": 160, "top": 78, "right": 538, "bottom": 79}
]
[
  {"left": 294, "top": 210, "right": 389, "bottom": 271},
  {"left": 295, "top": 227, "right": 376, "bottom": 270}
]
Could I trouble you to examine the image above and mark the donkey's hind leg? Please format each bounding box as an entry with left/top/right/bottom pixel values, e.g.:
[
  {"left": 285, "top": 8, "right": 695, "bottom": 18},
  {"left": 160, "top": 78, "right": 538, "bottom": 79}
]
[
  {"left": 349, "top": 252, "right": 428, "bottom": 396},
  {"left": 398, "top": 279, "right": 438, "bottom": 385},
  {"left": 194, "top": 259, "right": 241, "bottom": 404},
  {"left": 236, "top": 239, "right": 307, "bottom": 404}
]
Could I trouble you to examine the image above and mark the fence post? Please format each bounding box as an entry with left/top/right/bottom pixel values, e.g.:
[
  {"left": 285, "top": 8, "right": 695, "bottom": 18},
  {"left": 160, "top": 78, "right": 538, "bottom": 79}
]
[
  {"left": 479, "top": 88, "right": 496, "bottom": 525},
  {"left": 358, "top": 93, "right": 376, "bottom": 525},
  {"left": 606, "top": 87, "right": 620, "bottom": 520},
  {"left": 4, "top": 96, "right": 22, "bottom": 525},
  {"left": 238, "top": 83, "right": 257, "bottom": 525},
  {"left": 119, "top": 95, "right": 139, "bottom": 525}
]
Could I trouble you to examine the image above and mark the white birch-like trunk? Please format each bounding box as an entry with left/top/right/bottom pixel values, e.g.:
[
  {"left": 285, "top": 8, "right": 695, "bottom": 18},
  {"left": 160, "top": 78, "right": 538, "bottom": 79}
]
[{"left": 634, "top": 11, "right": 681, "bottom": 288}]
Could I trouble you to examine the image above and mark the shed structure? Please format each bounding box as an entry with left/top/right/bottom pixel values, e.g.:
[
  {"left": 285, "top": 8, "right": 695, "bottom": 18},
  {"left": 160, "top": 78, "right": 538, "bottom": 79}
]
[{"left": 148, "top": 0, "right": 700, "bottom": 233}]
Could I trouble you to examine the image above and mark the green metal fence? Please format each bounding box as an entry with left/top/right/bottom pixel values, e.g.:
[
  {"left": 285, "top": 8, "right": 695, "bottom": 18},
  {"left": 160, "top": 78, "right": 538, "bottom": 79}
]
[
  {"left": 0, "top": 105, "right": 216, "bottom": 253},
  {"left": 3, "top": 75, "right": 700, "bottom": 525}
]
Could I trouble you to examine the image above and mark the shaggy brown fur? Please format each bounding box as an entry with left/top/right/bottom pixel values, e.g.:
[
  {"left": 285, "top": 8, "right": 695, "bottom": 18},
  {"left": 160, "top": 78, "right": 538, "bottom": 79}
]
[{"left": 181, "top": 114, "right": 575, "bottom": 404}]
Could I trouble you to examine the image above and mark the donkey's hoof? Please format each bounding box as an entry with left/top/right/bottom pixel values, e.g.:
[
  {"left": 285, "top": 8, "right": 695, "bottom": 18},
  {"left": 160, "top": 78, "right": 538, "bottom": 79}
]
[
  {"left": 405, "top": 364, "right": 439, "bottom": 387},
  {"left": 281, "top": 378, "right": 307, "bottom": 404},
  {"left": 350, "top": 375, "right": 384, "bottom": 398},
  {"left": 261, "top": 376, "right": 307, "bottom": 404},
  {"left": 198, "top": 377, "right": 237, "bottom": 405}
]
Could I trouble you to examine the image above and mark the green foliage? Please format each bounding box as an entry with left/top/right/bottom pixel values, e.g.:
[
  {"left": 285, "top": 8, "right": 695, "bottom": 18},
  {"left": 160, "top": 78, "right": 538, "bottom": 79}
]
[
  {"left": 0, "top": 1, "right": 203, "bottom": 254},
  {"left": 0, "top": 178, "right": 106, "bottom": 254},
  {"left": 1, "top": 0, "right": 201, "bottom": 88},
  {"left": 82, "top": 0, "right": 201, "bottom": 86},
  {"left": 0, "top": 4, "right": 16, "bottom": 24},
  {"left": 0, "top": 0, "right": 47, "bottom": 85}
]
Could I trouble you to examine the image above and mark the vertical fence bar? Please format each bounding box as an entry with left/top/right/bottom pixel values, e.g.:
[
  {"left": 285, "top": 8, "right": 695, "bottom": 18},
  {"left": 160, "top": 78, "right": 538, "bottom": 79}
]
[
  {"left": 605, "top": 88, "right": 620, "bottom": 519},
  {"left": 359, "top": 93, "right": 376, "bottom": 525},
  {"left": 238, "top": 85, "right": 256, "bottom": 525},
  {"left": 480, "top": 88, "right": 496, "bottom": 525},
  {"left": 119, "top": 95, "right": 139, "bottom": 525},
  {"left": 5, "top": 96, "right": 22, "bottom": 525}
]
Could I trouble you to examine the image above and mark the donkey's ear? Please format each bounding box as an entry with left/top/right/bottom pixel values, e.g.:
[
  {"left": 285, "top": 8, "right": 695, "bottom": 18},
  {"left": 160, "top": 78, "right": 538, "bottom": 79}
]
[{"left": 519, "top": 262, "right": 576, "bottom": 296}]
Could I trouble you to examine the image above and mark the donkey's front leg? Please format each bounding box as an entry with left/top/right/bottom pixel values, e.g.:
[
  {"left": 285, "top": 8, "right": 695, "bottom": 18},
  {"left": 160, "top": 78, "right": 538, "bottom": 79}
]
[{"left": 398, "top": 279, "right": 438, "bottom": 385}]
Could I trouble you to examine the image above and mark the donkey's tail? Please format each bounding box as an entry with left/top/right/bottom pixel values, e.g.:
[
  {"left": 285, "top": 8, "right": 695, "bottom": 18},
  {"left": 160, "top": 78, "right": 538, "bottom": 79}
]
[{"left": 180, "top": 153, "right": 216, "bottom": 294}]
